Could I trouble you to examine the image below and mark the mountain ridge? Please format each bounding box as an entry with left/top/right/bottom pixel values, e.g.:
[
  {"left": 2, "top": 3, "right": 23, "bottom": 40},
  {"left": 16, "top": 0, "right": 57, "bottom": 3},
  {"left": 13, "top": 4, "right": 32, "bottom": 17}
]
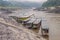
[{"left": 0, "top": 0, "right": 42, "bottom": 8}]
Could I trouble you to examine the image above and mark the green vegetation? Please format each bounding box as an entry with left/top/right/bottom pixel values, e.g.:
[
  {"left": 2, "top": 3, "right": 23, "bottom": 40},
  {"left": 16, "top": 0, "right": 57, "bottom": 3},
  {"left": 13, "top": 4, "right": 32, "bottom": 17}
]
[
  {"left": 0, "top": 0, "right": 41, "bottom": 8},
  {"left": 19, "top": 18, "right": 29, "bottom": 21},
  {"left": 42, "top": 0, "right": 60, "bottom": 7}
]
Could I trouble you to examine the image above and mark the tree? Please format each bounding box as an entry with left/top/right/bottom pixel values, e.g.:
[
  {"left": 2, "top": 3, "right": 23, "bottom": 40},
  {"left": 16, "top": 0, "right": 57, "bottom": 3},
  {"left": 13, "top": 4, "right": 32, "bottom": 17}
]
[{"left": 42, "top": 0, "right": 60, "bottom": 7}]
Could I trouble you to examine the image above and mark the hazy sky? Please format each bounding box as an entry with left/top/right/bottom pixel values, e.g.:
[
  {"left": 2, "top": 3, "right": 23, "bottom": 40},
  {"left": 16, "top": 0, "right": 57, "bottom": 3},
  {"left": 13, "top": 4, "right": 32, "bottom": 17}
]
[{"left": 4, "top": 0, "right": 47, "bottom": 2}]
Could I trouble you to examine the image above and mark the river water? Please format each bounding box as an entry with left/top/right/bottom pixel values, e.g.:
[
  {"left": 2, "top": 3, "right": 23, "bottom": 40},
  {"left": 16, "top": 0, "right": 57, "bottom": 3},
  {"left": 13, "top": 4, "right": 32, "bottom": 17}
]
[
  {"left": 42, "top": 12, "right": 60, "bottom": 40},
  {"left": 1, "top": 9, "right": 60, "bottom": 40}
]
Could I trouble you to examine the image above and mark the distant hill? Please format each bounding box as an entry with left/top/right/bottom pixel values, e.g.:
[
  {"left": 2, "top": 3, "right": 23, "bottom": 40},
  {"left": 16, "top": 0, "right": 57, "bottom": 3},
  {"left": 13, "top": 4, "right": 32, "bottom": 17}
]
[
  {"left": 0, "top": 0, "right": 42, "bottom": 8},
  {"left": 9, "top": 1, "right": 42, "bottom": 8},
  {"left": 42, "top": 0, "right": 60, "bottom": 7}
]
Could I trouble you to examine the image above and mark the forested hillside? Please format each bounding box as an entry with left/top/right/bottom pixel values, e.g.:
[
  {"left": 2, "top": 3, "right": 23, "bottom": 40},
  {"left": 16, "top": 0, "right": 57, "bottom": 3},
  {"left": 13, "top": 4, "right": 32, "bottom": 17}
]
[
  {"left": 42, "top": 0, "right": 60, "bottom": 7},
  {"left": 0, "top": 0, "right": 42, "bottom": 8}
]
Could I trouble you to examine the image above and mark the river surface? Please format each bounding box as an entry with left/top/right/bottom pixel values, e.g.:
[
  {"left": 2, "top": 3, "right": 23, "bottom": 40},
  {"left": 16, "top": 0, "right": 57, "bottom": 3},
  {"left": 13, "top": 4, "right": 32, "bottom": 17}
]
[
  {"left": 33, "top": 11, "right": 60, "bottom": 40},
  {"left": 0, "top": 9, "right": 60, "bottom": 40},
  {"left": 41, "top": 12, "right": 60, "bottom": 40}
]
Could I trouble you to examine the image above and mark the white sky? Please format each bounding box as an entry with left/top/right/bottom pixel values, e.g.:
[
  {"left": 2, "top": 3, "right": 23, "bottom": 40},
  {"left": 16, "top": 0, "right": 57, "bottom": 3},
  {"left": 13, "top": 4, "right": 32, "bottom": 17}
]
[{"left": 5, "top": 0, "right": 47, "bottom": 2}]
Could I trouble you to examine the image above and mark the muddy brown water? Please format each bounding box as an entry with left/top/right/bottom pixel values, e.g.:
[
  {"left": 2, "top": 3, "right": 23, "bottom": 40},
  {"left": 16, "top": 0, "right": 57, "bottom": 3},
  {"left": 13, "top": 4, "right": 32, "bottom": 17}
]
[
  {"left": 44, "top": 13, "right": 60, "bottom": 40},
  {"left": 1, "top": 10, "right": 60, "bottom": 40}
]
